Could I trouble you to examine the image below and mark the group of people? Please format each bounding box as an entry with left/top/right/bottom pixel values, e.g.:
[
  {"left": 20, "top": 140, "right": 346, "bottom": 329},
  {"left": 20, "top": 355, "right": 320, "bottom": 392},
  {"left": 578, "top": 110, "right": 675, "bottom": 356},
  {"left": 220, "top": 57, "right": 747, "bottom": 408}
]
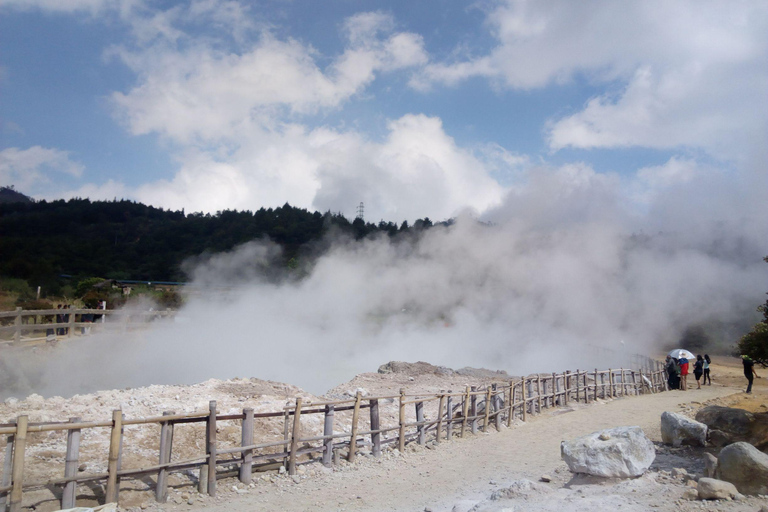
[{"left": 665, "top": 354, "right": 711, "bottom": 390}]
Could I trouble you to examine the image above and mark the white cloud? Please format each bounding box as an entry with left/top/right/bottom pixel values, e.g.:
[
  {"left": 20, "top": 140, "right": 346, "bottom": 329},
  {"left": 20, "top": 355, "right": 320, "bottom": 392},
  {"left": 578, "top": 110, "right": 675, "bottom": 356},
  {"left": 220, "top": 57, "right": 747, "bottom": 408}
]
[
  {"left": 415, "top": 0, "right": 768, "bottom": 159},
  {"left": 0, "top": 146, "right": 84, "bottom": 194}
]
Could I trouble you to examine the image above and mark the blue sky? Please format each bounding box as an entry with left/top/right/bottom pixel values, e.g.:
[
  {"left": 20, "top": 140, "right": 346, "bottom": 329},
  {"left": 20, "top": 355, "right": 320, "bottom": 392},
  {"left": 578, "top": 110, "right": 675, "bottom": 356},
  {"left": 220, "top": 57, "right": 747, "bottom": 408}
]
[{"left": 1, "top": 0, "right": 766, "bottom": 224}]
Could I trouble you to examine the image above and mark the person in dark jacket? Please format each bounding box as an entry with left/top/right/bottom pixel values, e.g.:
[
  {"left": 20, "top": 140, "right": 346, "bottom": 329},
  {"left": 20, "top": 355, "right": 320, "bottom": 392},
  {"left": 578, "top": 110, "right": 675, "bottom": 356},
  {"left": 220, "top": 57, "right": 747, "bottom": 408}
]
[
  {"left": 693, "top": 355, "right": 704, "bottom": 389},
  {"left": 665, "top": 356, "right": 680, "bottom": 390},
  {"left": 743, "top": 355, "right": 758, "bottom": 393}
]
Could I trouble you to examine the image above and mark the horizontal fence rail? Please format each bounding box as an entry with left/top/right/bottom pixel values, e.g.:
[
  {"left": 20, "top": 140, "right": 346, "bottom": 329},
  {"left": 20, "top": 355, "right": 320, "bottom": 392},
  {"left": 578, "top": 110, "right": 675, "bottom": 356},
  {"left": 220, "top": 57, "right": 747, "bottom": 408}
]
[
  {"left": 0, "top": 307, "right": 176, "bottom": 344},
  {"left": 0, "top": 366, "right": 668, "bottom": 512}
]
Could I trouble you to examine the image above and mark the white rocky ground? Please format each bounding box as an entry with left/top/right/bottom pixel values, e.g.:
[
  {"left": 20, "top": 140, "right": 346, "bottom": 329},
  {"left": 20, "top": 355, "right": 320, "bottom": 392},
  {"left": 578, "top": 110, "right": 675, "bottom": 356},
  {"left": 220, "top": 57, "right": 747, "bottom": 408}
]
[{"left": 0, "top": 360, "right": 766, "bottom": 512}]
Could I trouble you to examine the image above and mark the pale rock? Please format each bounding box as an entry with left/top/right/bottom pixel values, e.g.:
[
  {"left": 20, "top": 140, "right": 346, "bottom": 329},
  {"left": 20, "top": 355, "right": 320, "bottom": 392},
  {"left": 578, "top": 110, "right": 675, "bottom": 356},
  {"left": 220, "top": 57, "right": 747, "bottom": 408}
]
[
  {"left": 540, "top": 474, "right": 551, "bottom": 482},
  {"left": 703, "top": 452, "right": 717, "bottom": 478},
  {"left": 697, "top": 477, "right": 741, "bottom": 500},
  {"left": 660, "top": 411, "right": 707, "bottom": 447},
  {"left": 716, "top": 441, "right": 768, "bottom": 495},
  {"left": 561, "top": 426, "right": 655, "bottom": 477},
  {"left": 682, "top": 488, "right": 698, "bottom": 500}
]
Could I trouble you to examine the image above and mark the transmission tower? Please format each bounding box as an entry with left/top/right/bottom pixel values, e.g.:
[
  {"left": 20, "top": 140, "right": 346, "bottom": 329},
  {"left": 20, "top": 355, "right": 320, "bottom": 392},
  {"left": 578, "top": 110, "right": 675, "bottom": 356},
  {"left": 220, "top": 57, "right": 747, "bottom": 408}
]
[{"left": 356, "top": 202, "right": 364, "bottom": 221}]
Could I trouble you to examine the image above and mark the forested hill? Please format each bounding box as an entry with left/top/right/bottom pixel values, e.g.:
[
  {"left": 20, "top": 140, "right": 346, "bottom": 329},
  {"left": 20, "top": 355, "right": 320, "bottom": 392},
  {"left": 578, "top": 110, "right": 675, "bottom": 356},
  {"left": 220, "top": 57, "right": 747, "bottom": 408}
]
[{"left": 0, "top": 198, "right": 439, "bottom": 294}]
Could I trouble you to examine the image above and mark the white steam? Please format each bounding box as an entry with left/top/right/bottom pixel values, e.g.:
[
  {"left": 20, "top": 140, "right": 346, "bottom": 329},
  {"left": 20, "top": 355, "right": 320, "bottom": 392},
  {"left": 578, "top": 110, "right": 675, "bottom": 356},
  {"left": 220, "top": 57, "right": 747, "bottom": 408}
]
[{"left": 2, "top": 164, "right": 766, "bottom": 399}]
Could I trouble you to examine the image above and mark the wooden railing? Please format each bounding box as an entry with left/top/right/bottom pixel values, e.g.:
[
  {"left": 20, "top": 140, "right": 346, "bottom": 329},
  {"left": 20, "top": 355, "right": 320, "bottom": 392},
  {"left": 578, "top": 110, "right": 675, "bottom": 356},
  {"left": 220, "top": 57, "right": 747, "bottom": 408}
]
[
  {"left": 0, "top": 308, "right": 175, "bottom": 344},
  {"left": 0, "top": 366, "right": 667, "bottom": 512}
]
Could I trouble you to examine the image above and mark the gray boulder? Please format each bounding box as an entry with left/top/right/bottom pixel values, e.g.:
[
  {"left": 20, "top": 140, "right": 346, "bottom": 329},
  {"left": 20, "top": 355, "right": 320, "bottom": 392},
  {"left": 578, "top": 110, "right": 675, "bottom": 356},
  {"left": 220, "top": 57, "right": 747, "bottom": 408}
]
[
  {"left": 695, "top": 405, "right": 768, "bottom": 450},
  {"left": 561, "top": 426, "right": 655, "bottom": 477},
  {"left": 716, "top": 441, "right": 768, "bottom": 495},
  {"left": 660, "top": 411, "right": 707, "bottom": 447},
  {"left": 703, "top": 452, "right": 718, "bottom": 478},
  {"left": 697, "top": 477, "right": 741, "bottom": 500}
]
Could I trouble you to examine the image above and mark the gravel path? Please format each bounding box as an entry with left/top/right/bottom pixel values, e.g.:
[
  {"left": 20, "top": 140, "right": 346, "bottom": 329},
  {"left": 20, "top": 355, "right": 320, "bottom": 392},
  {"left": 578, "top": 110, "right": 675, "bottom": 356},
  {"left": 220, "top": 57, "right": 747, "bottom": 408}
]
[{"left": 172, "top": 383, "right": 768, "bottom": 512}]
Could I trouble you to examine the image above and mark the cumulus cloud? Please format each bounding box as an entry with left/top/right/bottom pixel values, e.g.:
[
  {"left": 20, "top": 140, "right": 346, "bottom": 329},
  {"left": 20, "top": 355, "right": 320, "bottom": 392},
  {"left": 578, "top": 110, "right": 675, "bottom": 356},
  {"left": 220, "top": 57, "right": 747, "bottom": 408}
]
[
  {"left": 0, "top": 146, "right": 84, "bottom": 195},
  {"left": 414, "top": 0, "right": 768, "bottom": 160}
]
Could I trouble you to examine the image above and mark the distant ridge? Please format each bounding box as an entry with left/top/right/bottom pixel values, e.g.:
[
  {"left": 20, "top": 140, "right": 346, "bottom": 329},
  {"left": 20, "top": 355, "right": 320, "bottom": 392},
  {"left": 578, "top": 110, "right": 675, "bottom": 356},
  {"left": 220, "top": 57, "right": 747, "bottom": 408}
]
[{"left": 0, "top": 186, "right": 33, "bottom": 204}]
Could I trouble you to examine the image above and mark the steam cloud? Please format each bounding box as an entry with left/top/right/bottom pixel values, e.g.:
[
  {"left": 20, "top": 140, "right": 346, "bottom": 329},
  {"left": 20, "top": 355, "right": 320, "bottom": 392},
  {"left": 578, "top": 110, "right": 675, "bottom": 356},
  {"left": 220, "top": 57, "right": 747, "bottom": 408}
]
[{"left": 2, "top": 163, "right": 766, "bottom": 399}]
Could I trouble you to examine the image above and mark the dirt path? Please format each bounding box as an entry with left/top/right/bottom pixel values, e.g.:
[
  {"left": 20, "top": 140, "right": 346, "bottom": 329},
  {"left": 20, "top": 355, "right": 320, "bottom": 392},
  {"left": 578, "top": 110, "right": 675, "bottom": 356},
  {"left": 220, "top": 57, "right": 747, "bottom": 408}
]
[{"left": 160, "top": 381, "right": 766, "bottom": 512}]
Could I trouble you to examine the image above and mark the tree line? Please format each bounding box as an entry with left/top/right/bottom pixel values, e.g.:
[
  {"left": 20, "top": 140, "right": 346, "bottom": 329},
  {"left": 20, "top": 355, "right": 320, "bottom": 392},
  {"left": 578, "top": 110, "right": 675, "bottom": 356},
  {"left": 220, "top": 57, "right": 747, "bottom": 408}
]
[{"left": 0, "top": 195, "right": 443, "bottom": 298}]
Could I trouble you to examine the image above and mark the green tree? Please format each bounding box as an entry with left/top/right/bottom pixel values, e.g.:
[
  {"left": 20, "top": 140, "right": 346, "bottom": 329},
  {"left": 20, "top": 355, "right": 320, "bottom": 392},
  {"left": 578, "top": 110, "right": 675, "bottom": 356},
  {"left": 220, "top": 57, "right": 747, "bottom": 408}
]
[{"left": 737, "top": 256, "right": 768, "bottom": 366}]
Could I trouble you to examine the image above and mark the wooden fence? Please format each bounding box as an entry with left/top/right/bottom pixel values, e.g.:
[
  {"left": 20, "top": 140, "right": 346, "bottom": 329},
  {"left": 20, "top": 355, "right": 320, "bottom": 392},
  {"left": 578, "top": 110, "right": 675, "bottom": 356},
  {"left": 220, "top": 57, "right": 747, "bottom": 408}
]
[
  {"left": 0, "top": 308, "right": 175, "bottom": 344},
  {"left": 0, "top": 366, "right": 668, "bottom": 512}
]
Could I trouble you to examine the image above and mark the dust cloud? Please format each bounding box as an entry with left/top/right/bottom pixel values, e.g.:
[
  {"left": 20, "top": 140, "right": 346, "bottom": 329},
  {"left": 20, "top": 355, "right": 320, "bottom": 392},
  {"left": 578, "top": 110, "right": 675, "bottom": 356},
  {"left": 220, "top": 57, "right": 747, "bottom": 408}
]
[{"left": 1, "top": 164, "right": 766, "bottom": 399}]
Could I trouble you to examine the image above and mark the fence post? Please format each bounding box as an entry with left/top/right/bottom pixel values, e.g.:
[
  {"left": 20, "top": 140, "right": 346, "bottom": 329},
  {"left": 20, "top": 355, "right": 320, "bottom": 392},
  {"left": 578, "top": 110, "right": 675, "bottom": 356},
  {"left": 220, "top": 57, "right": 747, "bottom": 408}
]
[
  {"left": 608, "top": 369, "right": 614, "bottom": 398},
  {"left": 348, "top": 391, "right": 362, "bottom": 462},
  {"left": 0, "top": 432, "right": 14, "bottom": 512},
  {"left": 206, "top": 401, "right": 217, "bottom": 496},
  {"left": 639, "top": 369, "right": 646, "bottom": 394},
  {"left": 67, "top": 311, "right": 76, "bottom": 339},
  {"left": 574, "top": 370, "right": 580, "bottom": 403},
  {"left": 551, "top": 373, "right": 558, "bottom": 406},
  {"left": 156, "top": 411, "right": 175, "bottom": 502},
  {"left": 483, "top": 387, "right": 491, "bottom": 432},
  {"left": 105, "top": 410, "right": 123, "bottom": 504},
  {"left": 13, "top": 308, "right": 21, "bottom": 344},
  {"left": 288, "top": 398, "right": 302, "bottom": 476},
  {"left": 446, "top": 391, "right": 453, "bottom": 440},
  {"left": 460, "top": 387, "right": 470, "bottom": 438},
  {"left": 8, "top": 417, "right": 27, "bottom": 512},
  {"left": 322, "top": 404, "right": 335, "bottom": 466},
  {"left": 493, "top": 384, "right": 501, "bottom": 431},
  {"left": 436, "top": 393, "right": 445, "bottom": 444},
  {"left": 415, "top": 401, "right": 425, "bottom": 445},
  {"left": 594, "top": 369, "right": 598, "bottom": 401},
  {"left": 536, "top": 376, "right": 542, "bottom": 413},
  {"left": 369, "top": 400, "right": 380, "bottom": 457},
  {"left": 398, "top": 389, "right": 406, "bottom": 452},
  {"left": 62, "top": 417, "right": 82, "bottom": 509},
  {"left": 521, "top": 379, "right": 527, "bottom": 422},
  {"left": 239, "top": 408, "right": 253, "bottom": 484},
  {"left": 470, "top": 386, "right": 478, "bottom": 434},
  {"left": 563, "top": 372, "right": 569, "bottom": 406},
  {"left": 506, "top": 381, "right": 514, "bottom": 427}
]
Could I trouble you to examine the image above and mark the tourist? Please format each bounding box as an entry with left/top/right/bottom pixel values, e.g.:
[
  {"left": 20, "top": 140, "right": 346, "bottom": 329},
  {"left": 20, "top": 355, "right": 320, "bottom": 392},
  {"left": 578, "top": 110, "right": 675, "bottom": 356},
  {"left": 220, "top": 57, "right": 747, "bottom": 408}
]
[
  {"left": 679, "top": 356, "right": 689, "bottom": 391},
  {"left": 665, "top": 356, "right": 680, "bottom": 390},
  {"left": 693, "top": 355, "right": 704, "bottom": 389},
  {"left": 703, "top": 354, "right": 711, "bottom": 385},
  {"left": 743, "top": 355, "right": 758, "bottom": 394}
]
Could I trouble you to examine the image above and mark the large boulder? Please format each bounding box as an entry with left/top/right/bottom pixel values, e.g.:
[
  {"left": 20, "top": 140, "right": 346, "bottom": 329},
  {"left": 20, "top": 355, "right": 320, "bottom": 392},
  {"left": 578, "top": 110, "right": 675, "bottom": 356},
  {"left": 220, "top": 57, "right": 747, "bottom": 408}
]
[
  {"left": 561, "top": 426, "right": 655, "bottom": 478},
  {"left": 695, "top": 405, "right": 768, "bottom": 450},
  {"left": 660, "top": 411, "right": 707, "bottom": 447},
  {"left": 697, "top": 477, "right": 741, "bottom": 500},
  {"left": 716, "top": 441, "right": 768, "bottom": 495}
]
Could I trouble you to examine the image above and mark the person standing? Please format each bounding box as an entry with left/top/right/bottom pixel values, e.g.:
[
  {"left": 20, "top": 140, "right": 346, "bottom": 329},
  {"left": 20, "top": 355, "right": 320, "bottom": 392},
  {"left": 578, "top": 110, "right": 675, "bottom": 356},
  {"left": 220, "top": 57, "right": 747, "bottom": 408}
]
[
  {"left": 679, "top": 357, "right": 689, "bottom": 391},
  {"left": 703, "top": 354, "right": 711, "bottom": 385},
  {"left": 743, "top": 355, "right": 758, "bottom": 393},
  {"left": 693, "top": 355, "right": 704, "bottom": 389}
]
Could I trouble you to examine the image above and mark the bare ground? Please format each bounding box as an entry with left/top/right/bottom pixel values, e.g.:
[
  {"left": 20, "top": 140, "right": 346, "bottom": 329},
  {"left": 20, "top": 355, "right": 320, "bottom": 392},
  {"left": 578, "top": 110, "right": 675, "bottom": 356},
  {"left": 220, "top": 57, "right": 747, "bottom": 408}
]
[{"left": 1, "top": 357, "right": 766, "bottom": 512}]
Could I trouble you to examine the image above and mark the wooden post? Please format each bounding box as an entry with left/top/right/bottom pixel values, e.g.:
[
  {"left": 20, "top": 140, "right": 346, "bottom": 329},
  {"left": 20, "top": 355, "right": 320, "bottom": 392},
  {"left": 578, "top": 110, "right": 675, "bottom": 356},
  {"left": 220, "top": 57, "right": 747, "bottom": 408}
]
[
  {"left": 322, "top": 404, "right": 334, "bottom": 466},
  {"left": 564, "top": 372, "right": 569, "bottom": 406},
  {"left": 470, "top": 386, "right": 478, "bottom": 434},
  {"left": 13, "top": 308, "right": 21, "bottom": 344},
  {"left": 521, "top": 379, "right": 527, "bottom": 422},
  {"left": 156, "top": 411, "right": 175, "bottom": 502},
  {"left": 609, "top": 369, "right": 614, "bottom": 398},
  {"left": 633, "top": 369, "right": 639, "bottom": 395},
  {"left": 506, "top": 381, "right": 514, "bottom": 427},
  {"left": 436, "top": 394, "right": 445, "bottom": 444},
  {"left": 348, "top": 391, "right": 362, "bottom": 462},
  {"left": 239, "top": 408, "right": 253, "bottom": 484},
  {"left": 288, "top": 398, "right": 302, "bottom": 476},
  {"left": 639, "top": 369, "right": 645, "bottom": 394},
  {"left": 575, "top": 370, "right": 580, "bottom": 403},
  {"left": 62, "top": 417, "right": 82, "bottom": 509},
  {"left": 415, "top": 401, "right": 425, "bottom": 445},
  {"left": 282, "top": 409, "right": 290, "bottom": 469},
  {"left": 460, "top": 387, "right": 470, "bottom": 438},
  {"left": 8, "top": 417, "right": 27, "bottom": 512},
  {"left": 198, "top": 465, "right": 208, "bottom": 494},
  {"left": 67, "top": 311, "right": 76, "bottom": 339},
  {"left": 483, "top": 387, "right": 491, "bottom": 432},
  {"left": 446, "top": 391, "right": 453, "bottom": 440},
  {"left": 0, "top": 433, "right": 14, "bottom": 512},
  {"left": 105, "top": 410, "right": 122, "bottom": 504},
  {"left": 398, "top": 389, "right": 406, "bottom": 452},
  {"left": 206, "top": 401, "right": 217, "bottom": 496},
  {"left": 552, "top": 372, "right": 557, "bottom": 406},
  {"left": 594, "top": 369, "right": 598, "bottom": 401},
  {"left": 493, "top": 384, "right": 501, "bottom": 431},
  {"left": 536, "top": 376, "right": 542, "bottom": 413},
  {"left": 369, "top": 400, "right": 380, "bottom": 457}
]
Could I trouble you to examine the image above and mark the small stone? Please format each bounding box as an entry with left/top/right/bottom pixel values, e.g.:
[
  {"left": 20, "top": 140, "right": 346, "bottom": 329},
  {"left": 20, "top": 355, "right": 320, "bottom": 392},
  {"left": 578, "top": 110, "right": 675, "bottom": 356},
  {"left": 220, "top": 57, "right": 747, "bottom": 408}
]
[
  {"left": 540, "top": 474, "right": 552, "bottom": 483},
  {"left": 278, "top": 465, "right": 286, "bottom": 474},
  {"left": 78, "top": 464, "right": 87, "bottom": 472},
  {"left": 292, "top": 475, "right": 301, "bottom": 484},
  {"left": 686, "top": 479, "right": 698, "bottom": 487},
  {"left": 682, "top": 489, "right": 698, "bottom": 500},
  {"left": 599, "top": 433, "right": 610, "bottom": 441},
  {"left": 187, "top": 499, "right": 194, "bottom": 505}
]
